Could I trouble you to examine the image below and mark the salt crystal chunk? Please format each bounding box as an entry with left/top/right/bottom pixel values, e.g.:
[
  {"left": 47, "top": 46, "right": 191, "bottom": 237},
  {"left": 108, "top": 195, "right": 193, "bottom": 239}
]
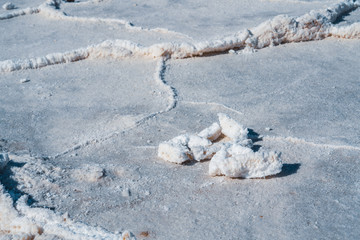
[
  {"left": 198, "top": 122, "right": 222, "bottom": 141},
  {"left": 2, "top": 2, "right": 15, "bottom": 10},
  {"left": 158, "top": 135, "right": 192, "bottom": 164},
  {"left": 218, "top": 113, "right": 248, "bottom": 140},
  {"left": 209, "top": 147, "right": 282, "bottom": 178},
  {"left": 20, "top": 78, "right": 30, "bottom": 83},
  {"left": 188, "top": 135, "right": 212, "bottom": 161}
]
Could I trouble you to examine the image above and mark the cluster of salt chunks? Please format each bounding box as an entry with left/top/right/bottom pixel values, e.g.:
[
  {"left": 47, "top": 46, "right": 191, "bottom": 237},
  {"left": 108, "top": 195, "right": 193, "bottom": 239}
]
[{"left": 158, "top": 113, "right": 283, "bottom": 178}]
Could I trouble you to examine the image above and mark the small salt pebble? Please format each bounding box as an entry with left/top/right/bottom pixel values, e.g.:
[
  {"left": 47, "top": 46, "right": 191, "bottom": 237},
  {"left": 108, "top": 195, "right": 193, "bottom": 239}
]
[
  {"left": 2, "top": 2, "right": 15, "bottom": 10},
  {"left": 265, "top": 127, "right": 272, "bottom": 131},
  {"left": 122, "top": 188, "right": 131, "bottom": 197},
  {"left": 20, "top": 78, "right": 30, "bottom": 83},
  {"left": 228, "top": 49, "right": 236, "bottom": 54}
]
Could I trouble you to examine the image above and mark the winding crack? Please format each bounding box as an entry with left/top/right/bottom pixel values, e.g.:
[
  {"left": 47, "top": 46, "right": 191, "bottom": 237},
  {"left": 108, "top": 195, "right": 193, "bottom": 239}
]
[
  {"left": 0, "top": 0, "right": 192, "bottom": 40},
  {"left": 50, "top": 57, "right": 177, "bottom": 159}
]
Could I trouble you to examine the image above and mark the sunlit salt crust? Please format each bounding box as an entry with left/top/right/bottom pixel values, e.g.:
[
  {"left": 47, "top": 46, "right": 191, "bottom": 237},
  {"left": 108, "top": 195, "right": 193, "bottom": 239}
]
[{"left": 158, "top": 113, "right": 283, "bottom": 178}]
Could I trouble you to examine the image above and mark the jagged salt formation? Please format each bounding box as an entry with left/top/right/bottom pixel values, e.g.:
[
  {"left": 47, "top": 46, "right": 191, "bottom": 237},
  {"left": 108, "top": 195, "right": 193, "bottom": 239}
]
[
  {"left": 1, "top": 0, "right": 359, "bottom": 73},
  {"left": 158, "top": 113, "right": 283, "bottom": 178}
]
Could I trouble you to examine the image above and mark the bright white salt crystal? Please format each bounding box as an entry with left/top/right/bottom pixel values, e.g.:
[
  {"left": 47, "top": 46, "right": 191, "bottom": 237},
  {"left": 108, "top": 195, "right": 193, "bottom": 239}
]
[
  {"left": 198, "top": 122, "right": 222, "bottom": 141},
  {"left": 158, "top": 135, "right": 192, "bottom": 164},
  {"left": 158, "top": 134, "right": 215, "bottom": 163},
  {"left": 2, "top": 2, "right": 15, "bottom": 10},
  {"left": 218, "top": 113, "right": 248, "bottom": 140},
  {"left": 0, "top": 153, "right": 9, "bottom": 172},
  {"left": 209, "top": 147, "right": 282, "bottom": 178},
  {"left": 188, "top": 135, "right": 212, "bottom": 161}
]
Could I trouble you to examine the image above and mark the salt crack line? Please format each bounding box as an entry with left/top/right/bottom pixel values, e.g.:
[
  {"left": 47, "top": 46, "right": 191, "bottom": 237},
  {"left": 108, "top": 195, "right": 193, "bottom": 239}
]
[
  {"left": 50, "top": 57, "right": 177, "bottom": 159},
  {"left": 181, "top": 101, "right": 244, "bottom": 116},
  {"left": 154, "top": 57, "right": 178, "bottom": 112},
  {"left": 1, "top": 0, "right": 359, "bottom": 73},
  {"left": 39, "top": 7, "right": 192, "bottom": 39},
  {"left": 0, "top": 0, "right": 192, "bottom": 40},
  {"left": 0, "top": 7, "right": 39, "bottom": 20},
  {"left": 43, "top": 0, "right": 193, "bottom": 39},
  {"left": 264, "top": 136, "right": 360, "bottom": 151}
]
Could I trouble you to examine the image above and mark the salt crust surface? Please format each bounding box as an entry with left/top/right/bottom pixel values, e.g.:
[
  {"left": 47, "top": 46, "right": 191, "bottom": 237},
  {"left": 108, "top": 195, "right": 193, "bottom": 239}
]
[
  {"left": 158, "top": 113, "right": 283, "bottom": 178},
  {"left": 0, "top": 0, "right": 359, "bottom": 239}
]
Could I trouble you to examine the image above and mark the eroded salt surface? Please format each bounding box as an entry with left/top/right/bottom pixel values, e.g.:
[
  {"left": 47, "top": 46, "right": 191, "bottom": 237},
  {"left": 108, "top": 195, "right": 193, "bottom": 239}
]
[
  {"left": 0, "top": 153, "right": 135, "bottom": 239},
  {"left": 158, "top": 113, "right": 283, "bottom": 178}
]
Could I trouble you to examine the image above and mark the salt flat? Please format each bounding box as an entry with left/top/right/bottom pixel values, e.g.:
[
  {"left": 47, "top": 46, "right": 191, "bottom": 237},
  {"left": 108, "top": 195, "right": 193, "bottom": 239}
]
[{"left": 0, "top": 0, "right": 359, "bottom": 239}]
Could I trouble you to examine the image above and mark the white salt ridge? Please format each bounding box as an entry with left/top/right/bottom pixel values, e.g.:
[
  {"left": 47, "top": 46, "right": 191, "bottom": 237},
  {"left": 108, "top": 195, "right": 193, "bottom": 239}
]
[
  {"left": 330, "top": 22, "right": 360, "bottom": 38},
  {"left": 1, "top": 0, "right": 359, "bottom": 73},
  {"left": 158, "top": 113, "right": 282, "bottom": 178}
]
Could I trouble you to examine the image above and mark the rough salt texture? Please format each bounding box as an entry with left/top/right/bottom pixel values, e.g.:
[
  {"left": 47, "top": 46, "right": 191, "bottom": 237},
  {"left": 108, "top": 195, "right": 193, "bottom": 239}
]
[
  {"left": 0, "top": 154, "right": 135, "bottom": 239},
  {"left": 218, "top": 113, "right": 248, "bottom": 141},
  {"left": 209, "top": 146, "right": 282, "bottom": 178},
  {"left": 157, "top": 134, "right": 214, "bottom": 163},
  {"left": 158, "top": 113, "right": 283, "bottom": 178},
  {"left": 198, "top": 122, "right": 222, "bottom": 141}
]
